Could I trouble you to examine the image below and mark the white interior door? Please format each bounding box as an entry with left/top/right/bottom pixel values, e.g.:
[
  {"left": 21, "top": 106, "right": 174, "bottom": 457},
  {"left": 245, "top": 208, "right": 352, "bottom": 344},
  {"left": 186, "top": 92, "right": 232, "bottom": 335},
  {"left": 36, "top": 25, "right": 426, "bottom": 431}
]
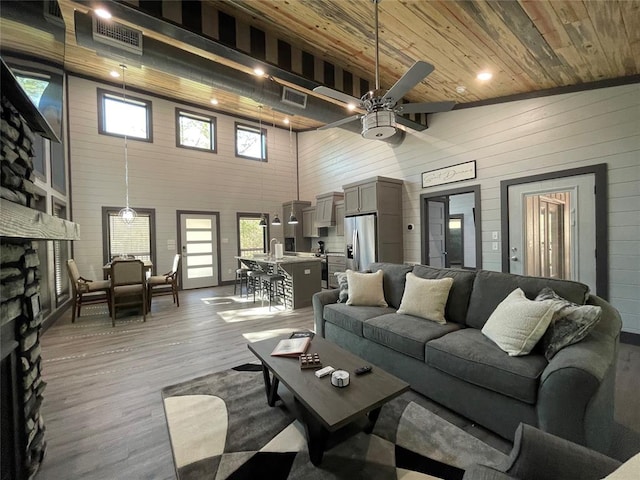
[
  {"left": 179, "top": 213, "right": 219, "bottom": 290},
  {"left": 508, "top": 174, "right": 596, "bottom": 293},
  {"left": 428, "top": 200, "right": 447, "bottom": 267}
]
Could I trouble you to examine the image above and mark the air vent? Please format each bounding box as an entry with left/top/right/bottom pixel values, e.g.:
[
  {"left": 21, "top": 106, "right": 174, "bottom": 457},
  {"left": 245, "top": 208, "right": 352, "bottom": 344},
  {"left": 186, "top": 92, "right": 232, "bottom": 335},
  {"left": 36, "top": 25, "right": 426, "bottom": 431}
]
[
  {"left": 92, "top": 17, "right": 143, "bottom": 55},
  {"left": 281, "top": 86, "right": 307, "bottom": 109}
]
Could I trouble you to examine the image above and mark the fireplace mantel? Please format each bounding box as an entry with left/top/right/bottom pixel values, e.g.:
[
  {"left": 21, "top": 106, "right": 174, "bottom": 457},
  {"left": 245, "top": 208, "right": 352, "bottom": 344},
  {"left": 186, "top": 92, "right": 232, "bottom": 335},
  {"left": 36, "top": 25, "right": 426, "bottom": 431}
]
[{"left": 0, "top": 199, "right": 80, "bottom": 241}]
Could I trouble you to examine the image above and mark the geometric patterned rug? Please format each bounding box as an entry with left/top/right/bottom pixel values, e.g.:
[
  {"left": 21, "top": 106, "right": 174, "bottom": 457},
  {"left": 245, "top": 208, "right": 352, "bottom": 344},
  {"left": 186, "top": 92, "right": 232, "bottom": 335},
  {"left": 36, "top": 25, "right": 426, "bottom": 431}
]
[{"left": 161, "top": 365, "right": 507, "bottom": 480}]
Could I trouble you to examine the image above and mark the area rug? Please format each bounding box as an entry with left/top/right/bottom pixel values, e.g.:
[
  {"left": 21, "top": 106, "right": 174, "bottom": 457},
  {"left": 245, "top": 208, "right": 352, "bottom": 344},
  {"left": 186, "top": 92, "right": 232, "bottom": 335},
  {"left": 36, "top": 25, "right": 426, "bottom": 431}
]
[{"left": 161, "top": 365, "right": 507, "bottom": 480}]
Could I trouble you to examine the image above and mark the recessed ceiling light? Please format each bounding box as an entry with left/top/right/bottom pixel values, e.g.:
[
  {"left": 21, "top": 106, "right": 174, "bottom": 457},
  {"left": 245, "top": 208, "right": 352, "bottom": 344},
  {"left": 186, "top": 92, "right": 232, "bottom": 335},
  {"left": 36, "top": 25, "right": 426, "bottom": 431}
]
[
  {"left": 347, "top": 104, "right": 357, "bottom": 111},
  {"left": 477, "top": 71, "right": 492, "bottom": 81},
  {"left": 94, "top": 8, "right": 112, "bottom": 19},
  {"left": 455, "top": 85, "right": 467, "bottom": 94},
  {"left": 283, "top": 118, "right": 290, "bottom": 124},
  {"left": 109, "top": 70, "right": 120, "bottom": 78},
  {"left": 253, "top": 67, "right": 265, "bottom": 76},
  {"left": 210, "top": 98, "right": 219, "bottom": 105}
]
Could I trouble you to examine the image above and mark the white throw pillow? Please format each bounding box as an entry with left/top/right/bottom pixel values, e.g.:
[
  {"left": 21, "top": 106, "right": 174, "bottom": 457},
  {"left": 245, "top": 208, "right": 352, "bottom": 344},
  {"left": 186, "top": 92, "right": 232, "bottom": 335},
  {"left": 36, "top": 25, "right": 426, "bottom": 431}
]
[
  {"left": 602, "top": 452, "right": 640, "bottom": 479},
  {"left": 346, "top": 269, "right": 387, "bottom": 307},
  {"left": 481, "top": 288, "right": 557, "bottom": 356},
  {"left": 397, "top": 273, "right": 453, "bottom": 324}
]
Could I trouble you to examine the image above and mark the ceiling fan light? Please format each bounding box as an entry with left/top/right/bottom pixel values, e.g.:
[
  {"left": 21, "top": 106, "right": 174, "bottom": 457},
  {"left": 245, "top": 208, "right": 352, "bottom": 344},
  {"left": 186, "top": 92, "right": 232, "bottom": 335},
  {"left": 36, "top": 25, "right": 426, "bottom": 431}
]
[{"left": 361, "top": 110, "right": 396, "bottom": 140}]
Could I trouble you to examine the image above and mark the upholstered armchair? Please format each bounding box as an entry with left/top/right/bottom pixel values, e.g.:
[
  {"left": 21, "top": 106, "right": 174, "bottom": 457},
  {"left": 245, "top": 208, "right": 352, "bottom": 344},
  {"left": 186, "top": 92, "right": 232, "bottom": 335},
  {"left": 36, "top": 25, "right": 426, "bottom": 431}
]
[
  {"left": 147, "top": 253, "right": 181, "bottom": 309},
  {"left": 463, "top": 423, "right": 623, "bottom": 480},
  {"left": 110, "top": 259, "right": 147, "bottom": 327},
  {"left": 66, "top": 259, "right": 111, "bottom": 322}
]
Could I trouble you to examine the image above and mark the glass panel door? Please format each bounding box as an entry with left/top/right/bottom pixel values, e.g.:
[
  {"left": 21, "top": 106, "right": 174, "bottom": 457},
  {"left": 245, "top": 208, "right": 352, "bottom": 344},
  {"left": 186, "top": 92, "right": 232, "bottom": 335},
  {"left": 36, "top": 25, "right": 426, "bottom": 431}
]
[{"left": 179, "top": 213, "right": 219, "bottom": 289}]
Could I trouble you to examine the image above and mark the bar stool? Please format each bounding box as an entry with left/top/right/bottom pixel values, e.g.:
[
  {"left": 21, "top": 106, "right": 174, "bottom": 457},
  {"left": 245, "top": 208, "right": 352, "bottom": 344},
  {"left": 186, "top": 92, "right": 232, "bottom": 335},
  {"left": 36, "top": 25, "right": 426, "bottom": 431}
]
[
  {"left": 234, "top": 268, "right": 250, "bottom": 295},
  {"left": 261, "top": 273, "right": 286, "bottom": 311},
  {"left": 247, "top": 270, "right": 265, "bottom": 302}
]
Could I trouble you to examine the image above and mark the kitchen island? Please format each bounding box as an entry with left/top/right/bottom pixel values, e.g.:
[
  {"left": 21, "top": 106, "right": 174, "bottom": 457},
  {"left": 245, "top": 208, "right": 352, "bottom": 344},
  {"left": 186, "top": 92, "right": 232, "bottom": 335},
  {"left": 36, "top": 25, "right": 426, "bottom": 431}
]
[{"left": 236, "top": 254, "right": 322, "bottom": 309}]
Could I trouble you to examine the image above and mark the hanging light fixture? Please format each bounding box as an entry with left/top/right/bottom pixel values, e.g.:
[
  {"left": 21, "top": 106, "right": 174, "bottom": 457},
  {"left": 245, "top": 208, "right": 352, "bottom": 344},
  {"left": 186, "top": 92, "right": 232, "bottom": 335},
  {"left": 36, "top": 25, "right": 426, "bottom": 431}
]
[
  {"left": 287, "top": 122, "right": 298, "bottom": 224},
  {"left": 117, "top": 64, "right": 137, "bottom": 225},
  {"left": 257, "top": 106, "right": 267, "bottom": 228}
]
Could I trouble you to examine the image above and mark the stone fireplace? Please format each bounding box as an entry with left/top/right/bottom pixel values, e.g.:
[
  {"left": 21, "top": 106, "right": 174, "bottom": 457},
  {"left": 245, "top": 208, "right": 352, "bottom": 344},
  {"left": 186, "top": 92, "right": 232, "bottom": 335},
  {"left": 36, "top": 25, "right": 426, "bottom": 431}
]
[{"left": 1, "top": 61, "right": 79, "bottom": 480}]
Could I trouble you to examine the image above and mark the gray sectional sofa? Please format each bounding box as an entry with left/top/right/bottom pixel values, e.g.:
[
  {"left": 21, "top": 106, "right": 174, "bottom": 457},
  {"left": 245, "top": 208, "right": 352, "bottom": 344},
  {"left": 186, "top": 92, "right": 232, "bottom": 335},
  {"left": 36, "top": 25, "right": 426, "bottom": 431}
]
[{"left": 312, "top": 263, "right": 622, "bottom": 453}]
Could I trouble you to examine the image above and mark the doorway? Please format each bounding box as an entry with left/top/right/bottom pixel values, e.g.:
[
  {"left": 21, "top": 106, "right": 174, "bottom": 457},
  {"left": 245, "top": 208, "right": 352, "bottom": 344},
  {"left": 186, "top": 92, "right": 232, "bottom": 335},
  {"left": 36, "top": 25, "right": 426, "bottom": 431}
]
[
  {"left": 500, "top": 164, "right": 608, "bottom": 298},
  {"left": 421, "top": 185, "right": 482, "bottom": 269},
  {"left": 177, "top": 211, "right": 221, "bottom": 290}
]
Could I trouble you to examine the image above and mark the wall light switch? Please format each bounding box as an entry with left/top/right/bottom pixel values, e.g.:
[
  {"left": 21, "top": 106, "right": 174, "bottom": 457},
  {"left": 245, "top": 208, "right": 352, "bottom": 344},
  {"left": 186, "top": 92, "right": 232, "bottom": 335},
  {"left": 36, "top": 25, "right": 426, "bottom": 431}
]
[
  {"left": 304, "top": 269, "right": 310, "bottom": 274},
  {"left": 492, "top": 242, "right": 499, "bottom": 251},
  {"left": 492, "top": 231, "right": 499, "bottom": 240}
]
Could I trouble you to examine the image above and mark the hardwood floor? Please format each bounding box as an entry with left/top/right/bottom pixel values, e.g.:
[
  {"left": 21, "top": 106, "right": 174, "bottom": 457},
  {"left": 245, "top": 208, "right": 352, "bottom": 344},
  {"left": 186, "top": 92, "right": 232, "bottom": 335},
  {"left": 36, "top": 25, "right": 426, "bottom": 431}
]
[{"left": 35, "top": 286, "right": 640, "bottom": 479}]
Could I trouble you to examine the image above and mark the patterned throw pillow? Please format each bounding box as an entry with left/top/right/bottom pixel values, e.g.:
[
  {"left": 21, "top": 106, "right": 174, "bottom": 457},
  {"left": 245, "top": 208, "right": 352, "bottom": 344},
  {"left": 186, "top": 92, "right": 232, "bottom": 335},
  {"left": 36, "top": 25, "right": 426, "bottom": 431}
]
[
  {"left": 535, "top": 287, "right": 602, "bottom": 360},
  {"left": 335, "top": 272, "right": 349, "bottom": 303}
]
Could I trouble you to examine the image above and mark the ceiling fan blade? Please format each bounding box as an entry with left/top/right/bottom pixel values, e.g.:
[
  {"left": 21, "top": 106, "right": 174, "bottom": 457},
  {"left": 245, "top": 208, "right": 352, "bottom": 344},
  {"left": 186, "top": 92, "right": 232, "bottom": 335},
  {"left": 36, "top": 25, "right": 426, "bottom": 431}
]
[
  {"left": 382, "top": 61, "right": 435, "bottom": 104},
  {"left": 317, "top": 114, "right": 361, "bottom": 131},
  {"left": 395, "top": 115, "right": 429, "bottom": 132},
  {"left": 396, "top": 100, "right": 456, "bottom": 114},
  {"left": 313, "top": 86, "right": 362, "bottom": 107}
]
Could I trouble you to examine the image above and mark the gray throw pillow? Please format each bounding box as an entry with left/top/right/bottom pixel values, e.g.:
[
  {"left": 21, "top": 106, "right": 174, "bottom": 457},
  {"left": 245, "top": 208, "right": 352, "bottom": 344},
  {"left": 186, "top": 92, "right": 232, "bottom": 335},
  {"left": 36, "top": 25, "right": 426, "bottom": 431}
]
[
  {"left": 535, "top": 287, "right": 602, "bottom": 360},
  {"left": 335, "top": 272, "right": 349, "bottom": 303}
]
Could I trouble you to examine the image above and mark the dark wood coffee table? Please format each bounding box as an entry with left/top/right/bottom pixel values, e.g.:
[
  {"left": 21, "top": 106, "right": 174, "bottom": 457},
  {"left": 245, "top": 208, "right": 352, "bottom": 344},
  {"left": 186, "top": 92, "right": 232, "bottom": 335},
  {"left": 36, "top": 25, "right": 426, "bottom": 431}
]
[{"left": 248, "top": 335, "right": 410, "bottom": 465}]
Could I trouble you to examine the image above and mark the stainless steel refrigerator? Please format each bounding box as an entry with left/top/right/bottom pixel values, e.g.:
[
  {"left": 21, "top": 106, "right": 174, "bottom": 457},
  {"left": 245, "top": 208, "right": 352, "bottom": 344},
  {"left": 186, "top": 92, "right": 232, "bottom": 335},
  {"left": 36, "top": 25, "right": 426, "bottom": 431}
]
[{"left": 345, "top": 214, "right": 377, "bottom": 271}]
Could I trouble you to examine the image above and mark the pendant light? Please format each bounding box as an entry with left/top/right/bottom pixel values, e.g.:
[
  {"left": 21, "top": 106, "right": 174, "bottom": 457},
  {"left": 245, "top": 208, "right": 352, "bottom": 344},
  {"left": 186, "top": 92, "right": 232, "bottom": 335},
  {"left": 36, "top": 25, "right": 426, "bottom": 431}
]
[
  {"left": 287, "top": 122, "right": 298, "bottom": 224},
  {"left": 117, "top": 64, "right": 136, "bottom": 225},
  {"left": 271, "top": 111, "right": 282, "bottom": 226},
  {"left": 258, "top": 106, "right": 267, "bottom": 228}
]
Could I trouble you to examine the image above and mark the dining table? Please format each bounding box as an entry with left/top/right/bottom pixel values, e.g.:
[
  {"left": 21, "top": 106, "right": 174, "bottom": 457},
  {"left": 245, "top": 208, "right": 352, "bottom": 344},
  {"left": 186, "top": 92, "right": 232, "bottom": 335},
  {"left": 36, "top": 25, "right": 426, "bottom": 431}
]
[{"left": 102, "top": 259, "right": 154, "bottom": 279}]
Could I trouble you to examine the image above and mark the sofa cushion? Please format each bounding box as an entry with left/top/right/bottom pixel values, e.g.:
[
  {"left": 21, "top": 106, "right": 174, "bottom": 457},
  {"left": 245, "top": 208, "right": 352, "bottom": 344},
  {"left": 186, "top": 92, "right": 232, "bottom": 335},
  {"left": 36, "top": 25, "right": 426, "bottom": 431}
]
[
  {"left": 323, "top": 303, "right": 394, "bottom": 337},
  {"left": 427, "top": 329, "right": 548, "bottom": 404},
  {"left": 368, "top": 262, "right": 414, "bottom": 309},
  {"left": 466, "top": 270, "right": 590, "bottom": 330},
  {"left": 412, "top": 265, "right": 477, "bottom": 325},
  {"left": 363, "top": 313, "right": 462, "bottom": 361},
  {"left": 535, "top": 287, "right": 603, "bottom": 360},
  {"left": 481, "top": 288, "right": 558, "bottom": 357},
  {"left": 397, "top": 274, "right": 454, "bottom": 324},
  {"left": 346, "top": 269, "right": 387, "bottom": 307}
]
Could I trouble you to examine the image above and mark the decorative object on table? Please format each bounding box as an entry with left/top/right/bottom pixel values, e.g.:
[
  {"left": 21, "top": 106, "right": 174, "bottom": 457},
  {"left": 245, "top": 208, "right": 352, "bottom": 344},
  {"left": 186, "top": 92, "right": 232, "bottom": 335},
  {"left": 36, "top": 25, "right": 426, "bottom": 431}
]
[
  {"left": 162, "top": 367, "right": 506, "bottom": 480},
  {"left": 270, "top": 337, "right": 311, "bottom": 357},
  {"left": 116, "top": 64, "right": 137, "bottom": 225},
  {"left": 330, "top": 369, "right": 350, "bottom": 388},
  {"left": 289, "top": 330, "right": 314, "bottom": 340},
  {"left": 422, "top": 160, "right": 476, "bottom": 188},
  {"left": 299, "top": 353, "right": 322, "bottom": 369},
  {"left": 314, "top": 365, "right": 335, "bottom": 378}
]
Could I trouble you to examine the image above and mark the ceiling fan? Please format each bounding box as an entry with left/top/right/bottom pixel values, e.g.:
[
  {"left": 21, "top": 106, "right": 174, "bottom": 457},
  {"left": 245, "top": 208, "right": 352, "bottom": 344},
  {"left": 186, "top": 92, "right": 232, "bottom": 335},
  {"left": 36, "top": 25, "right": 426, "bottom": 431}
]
[{"left": 313, "top": 0, "right": 455, "bottom": 140}]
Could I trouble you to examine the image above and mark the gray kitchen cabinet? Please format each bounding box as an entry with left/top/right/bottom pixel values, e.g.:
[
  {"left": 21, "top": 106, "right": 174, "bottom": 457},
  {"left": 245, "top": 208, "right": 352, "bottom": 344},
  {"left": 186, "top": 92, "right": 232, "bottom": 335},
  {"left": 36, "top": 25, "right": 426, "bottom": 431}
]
[
  {"left": 302, "top": 207, "right": 319, "bottom": 238},
  {"left": 342, "top": 176, "right": 404, "bottom": 264},
  {"left": 335, "top": 200, "right": 345, "bottom": 236},
  {"left": 327, "top": 255, "right": 346, "bottom": 288},
  {"left": 344, "top": 177, "right": 401, "bottom": 215},
  {"left": 282, "top": 200, "right": 311, "bottom": 252},
  {"left": 315, "top": 192, "right": 344, "bottom": 227}
]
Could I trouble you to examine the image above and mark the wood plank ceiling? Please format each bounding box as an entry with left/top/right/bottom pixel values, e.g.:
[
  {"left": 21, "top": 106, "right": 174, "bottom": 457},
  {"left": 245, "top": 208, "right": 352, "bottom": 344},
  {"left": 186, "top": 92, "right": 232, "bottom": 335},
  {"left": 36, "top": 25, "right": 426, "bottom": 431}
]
[{"left": 2, "top": 0, "right": 639, "bottom": 132}]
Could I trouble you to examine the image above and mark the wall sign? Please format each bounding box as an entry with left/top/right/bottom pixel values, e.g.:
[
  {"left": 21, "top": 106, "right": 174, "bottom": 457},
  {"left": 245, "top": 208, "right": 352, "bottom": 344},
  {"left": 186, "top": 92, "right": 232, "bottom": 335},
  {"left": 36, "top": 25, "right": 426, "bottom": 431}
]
[{"left": 422, "top": 161, "right": 476, "bottom": 188}]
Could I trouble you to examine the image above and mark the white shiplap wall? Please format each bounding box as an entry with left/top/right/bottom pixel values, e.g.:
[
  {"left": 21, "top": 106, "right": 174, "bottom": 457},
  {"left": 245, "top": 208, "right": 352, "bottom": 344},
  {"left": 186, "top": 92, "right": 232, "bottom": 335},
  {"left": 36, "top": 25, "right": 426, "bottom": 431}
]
[
  {"left": 67, "top": 75, "right": 298, "bottom": 284},
  {"left": 297, "top": 84, "right": 640, "bottom": 334}
]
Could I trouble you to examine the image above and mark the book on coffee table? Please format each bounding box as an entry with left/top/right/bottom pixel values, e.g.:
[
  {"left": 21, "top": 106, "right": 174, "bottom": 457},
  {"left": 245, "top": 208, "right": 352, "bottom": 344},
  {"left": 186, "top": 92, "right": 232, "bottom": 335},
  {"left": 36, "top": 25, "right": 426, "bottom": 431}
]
[{"left": 271, "top": 337, "right": 311, "bottom": 357}]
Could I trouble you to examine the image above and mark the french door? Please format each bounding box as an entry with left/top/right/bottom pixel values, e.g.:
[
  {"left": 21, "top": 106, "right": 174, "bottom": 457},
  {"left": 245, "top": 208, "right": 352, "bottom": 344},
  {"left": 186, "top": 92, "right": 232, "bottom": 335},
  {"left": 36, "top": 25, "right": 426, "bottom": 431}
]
[
  {"left": 508, "top": 174, "right": 596, "bottom": 293},
  {"left": 178, "top": 212, "right": 220, "bottom": 290}
]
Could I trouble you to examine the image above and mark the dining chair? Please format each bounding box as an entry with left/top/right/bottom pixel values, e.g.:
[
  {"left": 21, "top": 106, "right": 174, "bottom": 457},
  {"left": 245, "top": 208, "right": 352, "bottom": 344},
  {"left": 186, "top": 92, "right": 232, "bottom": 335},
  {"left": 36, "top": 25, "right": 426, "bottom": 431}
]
[
  {"left": 147, "top": 254, "right": 181, "bottom": 310},
  {"left": 110, "top": 259, "right": 147, "bottom": 327},
  {"left": 66, "top": 259, "right": 111, "bottom": 322}
]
